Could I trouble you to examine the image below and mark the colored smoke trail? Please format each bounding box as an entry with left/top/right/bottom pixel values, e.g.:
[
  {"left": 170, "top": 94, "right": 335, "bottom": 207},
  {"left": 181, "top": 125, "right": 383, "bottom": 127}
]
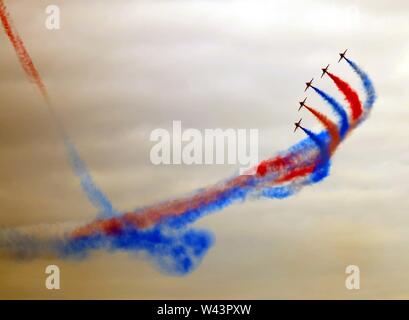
[
  {"left": 297, "top": 127, "right": 331, "bottom": 185},
  {"left": 1, "top": 59, "right": 376, "bottom": 274},
  {"left": 312, "top": 86, "right": 349, "bottom": 138},
  {"left": 0, "top": 4, "right": 377, "bottom": 274},
  {"left": 65, "top": 127, "right": 334, "bottom": 275},
  {"left": 54, "top": 65, "right": 375, "bottom": 274},
  {"left": 61, "top": 219, "right": 215, "bottom": 275},
  {"left": 345, "top": 58, "right": 377, "bottom": 110},
  {"left": 304, "top": 105, "right": 340, "bottom": 153},
  {"left": 327, "top": 72, "right": 363, "bottom": 123},
  {"left": 65, "top": 140, "right": 117, "bottom": 218},
  {"left": 0, "top": 1, "right": 48, "bottom": 102}
]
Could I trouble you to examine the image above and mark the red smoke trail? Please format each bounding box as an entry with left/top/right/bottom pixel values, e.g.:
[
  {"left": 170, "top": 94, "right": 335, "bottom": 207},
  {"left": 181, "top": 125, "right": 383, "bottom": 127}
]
[
  {"left": 257, "top": 156, "right": 290, "bottom": 177},
  {"left": 327, "top": 72, "right": 362, "bottom": 123},
  {"left": 0, "top": 0, "right": 49, "bottom": 102},
  {"left": 256, "top": 148, "right": 320, "bottom": 182},
  {"left": 304, "top": 105, "right": 340, "bottom": 153},
  {"left": 275, "top": 165, "right": 314, "bottom": 183},
  {"left": 257, "top": 104, "right": 341, "bottom": 182}
]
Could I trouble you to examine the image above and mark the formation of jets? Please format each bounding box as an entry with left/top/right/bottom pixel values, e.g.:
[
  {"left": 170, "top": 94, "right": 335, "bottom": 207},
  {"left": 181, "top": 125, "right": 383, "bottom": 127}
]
[{"left": 294, "top": 49, "right": 348, "bottom": 133}]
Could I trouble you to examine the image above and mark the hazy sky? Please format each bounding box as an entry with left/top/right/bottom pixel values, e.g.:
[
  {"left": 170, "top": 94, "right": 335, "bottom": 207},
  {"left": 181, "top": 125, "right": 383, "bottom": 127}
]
[{"left": 0, "top": 0, "right": 409, "bottom": 299}]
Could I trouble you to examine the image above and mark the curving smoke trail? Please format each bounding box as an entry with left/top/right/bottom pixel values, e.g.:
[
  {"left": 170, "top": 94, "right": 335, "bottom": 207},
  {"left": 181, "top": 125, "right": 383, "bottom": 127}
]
[
  {"left": 345, "top": 58, "right": 377, "bottom": 111},
  {"left": 0, "top": 1, "right": 377, "bottom": 275},
  {"left": 45, "top": 61, "right": 377, "bottom": 274},
  {"left": 303, "top": 105, "right": 340, "bottom": 153},
  {"left": 1, "top": 62, "right": 376, "bottom": 274},
  {"left": 327, "top": 72, "right": 363, "bottom": 123},
  {"left": 312, "top": 86, "right": 349, "bottom": 138}
]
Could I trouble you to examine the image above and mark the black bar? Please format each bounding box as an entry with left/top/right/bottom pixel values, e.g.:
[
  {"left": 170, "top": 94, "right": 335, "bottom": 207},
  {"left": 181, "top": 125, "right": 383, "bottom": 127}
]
[{"left": 0, "top": 300, "right": 403, "bottom": 318}]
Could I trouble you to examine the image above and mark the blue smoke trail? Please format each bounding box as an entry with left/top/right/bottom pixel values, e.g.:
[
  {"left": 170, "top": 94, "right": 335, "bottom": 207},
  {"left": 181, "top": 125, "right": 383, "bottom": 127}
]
[
  {"left": 261, "top": 185, "right": 296, "bottom": 199},
  {"left": 61, "top": 183, "right": 260, "bottom": 275},
  {"left": 300, "top": 128, "right": 331, "bottom": 183},
  {"left": 345, "top": 58, "right": 376, "bottom": 109},
  {"left": 61, "top": 180, "right": 258, "bottom": 275},
  {"left": 312, "top": 86, "right": 350, "bottom": 138},
  {"left": 64, "top": 139, "right": 117, "bottom": 218},
  {"left": 61, "top": 222, "right": 214, "bottom": 276},
  {"left": 301, "top": 128, "right": 329, "bottom": 162}
]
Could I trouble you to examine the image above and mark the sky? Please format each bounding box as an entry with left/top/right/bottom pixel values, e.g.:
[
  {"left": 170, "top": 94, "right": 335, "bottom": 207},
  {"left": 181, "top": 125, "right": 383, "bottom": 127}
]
[{"left": 0, "top": 0, "right": 409, "bottom": 299}]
